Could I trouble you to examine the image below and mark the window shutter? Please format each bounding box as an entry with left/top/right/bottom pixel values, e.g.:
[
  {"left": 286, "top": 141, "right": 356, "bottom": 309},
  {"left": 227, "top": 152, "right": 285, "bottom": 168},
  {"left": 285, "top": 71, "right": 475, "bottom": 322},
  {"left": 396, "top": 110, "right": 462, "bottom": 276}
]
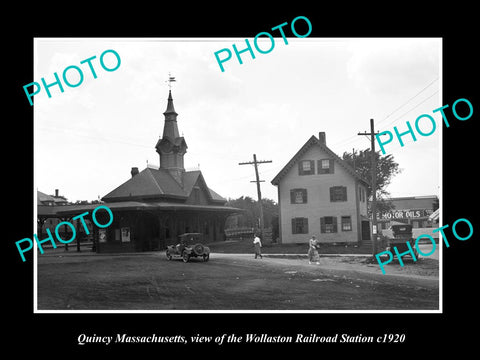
[
  {"left": 342, "top": 186, "right": 347, "bottom": 201},
  {"left": 309, "top": 160, "right": 315, "bottom": 174},
  {"left": 329, "top": 159, "right": 334, "bottom": 174},
  {"left": 332, "top": 216, "right": 338, "bottom": 233},
  {"left": 329, "top": 187, "right": 334, "bottom": 202},
  {"left": 290, "top": 189, "right": 295, "bottom": 204},
  {"left": 303, "top": 189, "right": 308, "bottom": 203},
  {"left": 303, "top": 218, "right": 309, "bottom": 233},
  {"left": 291, "top": 218, "right": 296, "bottom": 234},
  {"left": 298, "top": 162, "right": 303, "bottom": 175},
  {"left": 320, "top": 217, "right": 326, "bottom": 233}
]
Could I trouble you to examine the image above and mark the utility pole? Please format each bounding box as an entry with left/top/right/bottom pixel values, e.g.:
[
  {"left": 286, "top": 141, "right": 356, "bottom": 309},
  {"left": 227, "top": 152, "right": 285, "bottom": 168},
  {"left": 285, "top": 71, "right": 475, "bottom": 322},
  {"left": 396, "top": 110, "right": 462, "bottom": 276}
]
[
  {"left": 352, "top": 148, "right": 357, "bottom": 171},
  {"left": 358, "top": 119, "right": 379, "bottom": 256},
  {"left": 239, "top": 154, "right": 272, "bottom": 235}
]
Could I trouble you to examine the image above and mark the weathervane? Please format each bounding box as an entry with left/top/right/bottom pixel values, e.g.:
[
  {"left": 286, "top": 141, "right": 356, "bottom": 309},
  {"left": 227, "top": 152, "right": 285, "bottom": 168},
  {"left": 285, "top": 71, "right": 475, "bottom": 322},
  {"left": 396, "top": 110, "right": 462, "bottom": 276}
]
[{"left": 166, "top": 72, "right": 176, "bottom": 89}]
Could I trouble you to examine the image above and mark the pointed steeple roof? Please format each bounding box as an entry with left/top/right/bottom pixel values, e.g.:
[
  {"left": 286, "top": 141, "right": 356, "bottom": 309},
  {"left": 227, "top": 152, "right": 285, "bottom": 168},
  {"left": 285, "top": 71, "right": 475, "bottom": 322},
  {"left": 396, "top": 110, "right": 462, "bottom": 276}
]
[
  {"left": 162, "top": 90, "right": 180, "bottom": 139},
  {"left": 156, "top": 89, "right": 188, "bottom": 184},
  {"left": 163, "top": 90, "right": 177, "bottom": 115}
]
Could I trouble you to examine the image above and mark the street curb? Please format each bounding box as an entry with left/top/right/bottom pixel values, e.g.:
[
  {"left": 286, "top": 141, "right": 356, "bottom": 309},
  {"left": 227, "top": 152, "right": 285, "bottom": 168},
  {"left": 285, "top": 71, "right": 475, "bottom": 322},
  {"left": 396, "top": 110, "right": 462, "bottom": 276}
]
[{"left": 263, "top": 253, "right": 372, "bottom": 258}]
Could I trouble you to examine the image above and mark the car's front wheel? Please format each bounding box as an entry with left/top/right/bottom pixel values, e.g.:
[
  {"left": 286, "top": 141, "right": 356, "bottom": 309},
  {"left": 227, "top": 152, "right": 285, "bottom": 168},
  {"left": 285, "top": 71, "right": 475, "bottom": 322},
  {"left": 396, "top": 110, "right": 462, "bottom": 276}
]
[{"left": 182, "top": 251, "right": 190, "bottom": 263}]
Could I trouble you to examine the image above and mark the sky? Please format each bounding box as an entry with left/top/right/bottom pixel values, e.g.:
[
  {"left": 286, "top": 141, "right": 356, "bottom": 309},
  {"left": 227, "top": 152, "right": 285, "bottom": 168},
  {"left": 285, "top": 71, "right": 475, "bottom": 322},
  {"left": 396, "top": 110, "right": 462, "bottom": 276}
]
[{"left": 34, "top": 37, "right": 441, "bottom": 203}]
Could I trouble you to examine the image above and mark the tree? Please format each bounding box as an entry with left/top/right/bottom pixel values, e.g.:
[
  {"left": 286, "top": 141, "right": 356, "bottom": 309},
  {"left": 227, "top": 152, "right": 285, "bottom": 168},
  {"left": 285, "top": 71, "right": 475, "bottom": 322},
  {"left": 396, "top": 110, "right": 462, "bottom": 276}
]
[
  {"left": 225, "top": 196, "right": 256, "bottom": 228},
  {"left": 342, "top": 149, "right": 401, "bottom": 214},
  {"left": 225, "top": 196, "right": 278, "bottom": 235}
]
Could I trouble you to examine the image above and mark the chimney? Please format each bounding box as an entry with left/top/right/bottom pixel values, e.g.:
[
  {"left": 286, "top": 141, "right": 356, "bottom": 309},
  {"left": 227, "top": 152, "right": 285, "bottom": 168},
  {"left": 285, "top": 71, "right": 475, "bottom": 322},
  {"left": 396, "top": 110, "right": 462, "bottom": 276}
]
[
  {"left": 318, "top": 132, "right": 326, "bottom": 145},
  {"left": 55, "top": 189, "right": 59, "bottom": 197},
  {"left": 131, "top": 167, "right": 139, "bottom": 178}
]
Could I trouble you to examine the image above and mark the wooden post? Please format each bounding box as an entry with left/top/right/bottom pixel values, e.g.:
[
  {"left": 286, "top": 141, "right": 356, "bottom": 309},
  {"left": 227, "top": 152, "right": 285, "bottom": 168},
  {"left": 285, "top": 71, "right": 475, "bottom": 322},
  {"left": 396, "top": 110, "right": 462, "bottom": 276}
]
[
  {"left": 358, "top": 119, "right": 379, "bottom": 256},
  {"left": 239, "top": 154, "right": 272, "bottom": 236}
]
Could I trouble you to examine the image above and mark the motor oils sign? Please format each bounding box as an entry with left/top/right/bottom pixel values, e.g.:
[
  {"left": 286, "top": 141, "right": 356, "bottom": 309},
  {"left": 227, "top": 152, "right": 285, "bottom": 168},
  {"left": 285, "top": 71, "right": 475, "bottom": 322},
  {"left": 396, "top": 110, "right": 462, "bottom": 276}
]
[{"left": 378, "top": 209, "right": 433, "bottom": 220}]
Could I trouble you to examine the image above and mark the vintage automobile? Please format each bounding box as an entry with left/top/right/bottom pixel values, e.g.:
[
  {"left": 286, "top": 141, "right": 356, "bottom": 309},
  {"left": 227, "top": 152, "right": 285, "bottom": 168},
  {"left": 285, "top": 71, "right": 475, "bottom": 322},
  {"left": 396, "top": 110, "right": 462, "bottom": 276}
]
[
  {"left": 166, "top": 233, "right": 210, "bottom": 263},
  {"left": 386, "top": 223, "right": 419, "bottom": 260}
]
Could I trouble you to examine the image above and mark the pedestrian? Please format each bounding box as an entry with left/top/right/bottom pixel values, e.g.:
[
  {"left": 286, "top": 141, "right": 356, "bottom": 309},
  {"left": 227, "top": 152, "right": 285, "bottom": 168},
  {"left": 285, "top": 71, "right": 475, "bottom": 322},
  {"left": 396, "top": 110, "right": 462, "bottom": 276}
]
[
  {"left": 308, "top": 235, "right": 320, "bottom": 264},
  {"left": 253, "top": 233, "right": 263, "bottom": 259}
]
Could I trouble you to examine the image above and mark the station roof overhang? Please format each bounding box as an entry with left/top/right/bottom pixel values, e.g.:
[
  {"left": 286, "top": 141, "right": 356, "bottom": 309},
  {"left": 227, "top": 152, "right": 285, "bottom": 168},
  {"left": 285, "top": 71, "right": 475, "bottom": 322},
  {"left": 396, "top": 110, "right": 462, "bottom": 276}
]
[{"left": 39, "top": 202, "right": 243, "bottom": 217}]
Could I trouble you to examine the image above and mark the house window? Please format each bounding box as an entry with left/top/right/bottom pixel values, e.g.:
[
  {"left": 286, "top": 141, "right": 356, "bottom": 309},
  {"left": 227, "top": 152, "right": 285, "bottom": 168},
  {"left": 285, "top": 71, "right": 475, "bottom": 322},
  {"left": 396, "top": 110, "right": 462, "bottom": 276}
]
[
  {"left": 291, "top": 217, "right": 309, "bottom": 234},
  {"left": 290, "top": 188, "right": 307, "bottom": 204},
  {"left": 330, "top": 186, "right": 347, "bottom": 202},
  {"left": 320, "top": 216, "right": 337, "bottom": 233},
  {"left": 318, "top": 159, "right": 334, "bottom": 174},
  {"left": 298, "top": 160, "right": 315, "bottom": 175},
  {"left": 341, "top": 216, "right": 352, "bottom": 231}
]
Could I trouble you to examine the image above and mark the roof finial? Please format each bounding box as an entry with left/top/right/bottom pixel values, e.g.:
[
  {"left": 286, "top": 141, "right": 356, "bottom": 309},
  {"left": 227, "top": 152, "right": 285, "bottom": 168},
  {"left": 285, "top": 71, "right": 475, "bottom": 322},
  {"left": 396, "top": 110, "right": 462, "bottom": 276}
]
[{"left": 166, "top": 72, "right": 176, "bottom": 90}]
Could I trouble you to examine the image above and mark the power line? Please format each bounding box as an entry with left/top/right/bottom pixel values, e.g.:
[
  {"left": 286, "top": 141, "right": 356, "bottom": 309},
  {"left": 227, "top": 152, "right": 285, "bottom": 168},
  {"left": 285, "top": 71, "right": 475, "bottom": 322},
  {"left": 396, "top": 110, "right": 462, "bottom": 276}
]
[
  {"left": 331, "top": 78, "right": 439, "bottom": 148},
  {"left": 376, "top": 77, "right": 439, "bottom": 126},
  {"left": 378, "top": 90, "right": 439, "bottom": 129}
]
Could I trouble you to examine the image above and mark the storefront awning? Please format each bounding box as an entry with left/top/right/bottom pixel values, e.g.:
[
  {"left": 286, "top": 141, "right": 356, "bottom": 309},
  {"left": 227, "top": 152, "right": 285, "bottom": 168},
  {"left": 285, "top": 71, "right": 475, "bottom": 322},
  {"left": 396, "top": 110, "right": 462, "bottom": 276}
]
[{"left": 428, "top": 208, "right": 439, "bottom": 222}]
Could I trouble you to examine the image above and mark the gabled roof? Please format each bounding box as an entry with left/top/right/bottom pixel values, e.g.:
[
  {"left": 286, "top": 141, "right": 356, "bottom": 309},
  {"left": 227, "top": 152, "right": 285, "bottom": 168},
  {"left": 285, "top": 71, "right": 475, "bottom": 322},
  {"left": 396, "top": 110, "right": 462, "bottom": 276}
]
[
  {"left": 182, "top": 170, "right": 225, "bottom": 202},
  {"left": 271, "top": 135, "right": 370, "bottom": 186},
  {"left": 102, "top": 167, "right": 226, "bottom": 203},
  {"left": 38, "top": 191, "right": 55, "bottom": 204},
  {"left": 37, "top": 190, "right": 68, "bottom": 205}
]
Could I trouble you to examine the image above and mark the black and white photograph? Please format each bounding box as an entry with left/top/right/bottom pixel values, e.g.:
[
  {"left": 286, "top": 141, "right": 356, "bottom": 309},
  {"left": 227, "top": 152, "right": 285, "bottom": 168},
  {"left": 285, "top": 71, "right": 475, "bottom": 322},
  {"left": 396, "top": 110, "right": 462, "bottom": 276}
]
[
  {"left": 7, "top": 5, "right": 478, "bottom": 354},
  {"left": 32, "top": 37, "right": 442, "bottom": 312}
]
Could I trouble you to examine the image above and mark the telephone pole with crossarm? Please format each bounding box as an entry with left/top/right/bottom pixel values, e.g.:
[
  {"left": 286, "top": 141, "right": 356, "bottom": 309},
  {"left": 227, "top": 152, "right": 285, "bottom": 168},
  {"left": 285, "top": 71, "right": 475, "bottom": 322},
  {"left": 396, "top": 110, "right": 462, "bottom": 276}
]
[
  {"left": 358, "top": 119, "right": 380, "bottom": 256},
  {"left": 239, "top": 154, "right": 272, "bottom": 235}
]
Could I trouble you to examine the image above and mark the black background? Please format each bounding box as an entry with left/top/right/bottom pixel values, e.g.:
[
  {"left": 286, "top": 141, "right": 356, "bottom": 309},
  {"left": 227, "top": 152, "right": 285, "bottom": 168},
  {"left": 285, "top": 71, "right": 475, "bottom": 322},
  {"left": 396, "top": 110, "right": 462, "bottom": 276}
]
[{"left": 5, "top": 3, "right": 478, "bottom": 355}]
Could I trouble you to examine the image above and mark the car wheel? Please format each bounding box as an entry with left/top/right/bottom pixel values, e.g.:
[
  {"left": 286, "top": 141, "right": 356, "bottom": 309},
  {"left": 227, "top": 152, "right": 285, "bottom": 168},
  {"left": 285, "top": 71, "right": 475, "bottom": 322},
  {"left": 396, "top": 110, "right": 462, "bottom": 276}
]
[
  {"left": 182, "top": 252, "right": 190, "bottom": 263},
  {"left": 203, "top": 254, "right": 209, "bottom": 262},
  {"left": 194, "top": 244, "right": 205, "bottom": 256}
]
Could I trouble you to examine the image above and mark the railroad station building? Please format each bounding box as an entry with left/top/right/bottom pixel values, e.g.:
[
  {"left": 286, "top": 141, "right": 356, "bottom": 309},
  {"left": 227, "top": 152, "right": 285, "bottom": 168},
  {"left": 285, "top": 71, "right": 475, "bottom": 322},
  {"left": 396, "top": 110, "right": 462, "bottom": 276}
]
[
  {"left": 50, "top": 90, "right": 240, "bottom": 252},
  {"left": 271, "top": 132, "right": 371, "bottom": 244}
]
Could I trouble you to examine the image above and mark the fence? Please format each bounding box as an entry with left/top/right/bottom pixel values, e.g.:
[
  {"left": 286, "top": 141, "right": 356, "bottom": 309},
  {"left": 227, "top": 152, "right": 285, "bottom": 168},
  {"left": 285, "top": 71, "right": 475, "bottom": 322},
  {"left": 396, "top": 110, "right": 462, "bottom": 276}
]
[{"left": 225, "top": 227, "right": 255, "bottom": 240}]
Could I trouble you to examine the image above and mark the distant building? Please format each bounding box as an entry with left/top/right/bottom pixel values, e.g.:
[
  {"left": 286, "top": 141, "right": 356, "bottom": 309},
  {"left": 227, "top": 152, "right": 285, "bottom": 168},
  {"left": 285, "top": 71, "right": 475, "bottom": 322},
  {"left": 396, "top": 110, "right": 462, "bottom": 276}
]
[
  {"left": 37, "top": 190, "right": 93, "bottom": 249},
  {"left": 38, "top": 189, "right": 68, "bottom": 206},
  {"left": 271, "top": 132, "right": 370, "bottom": 244},
  {"left": 377, "top": 195, "right": 439, "bottom": 230},
  {"left": 38, "top": 189, "right": 72, "bottom": 234}
]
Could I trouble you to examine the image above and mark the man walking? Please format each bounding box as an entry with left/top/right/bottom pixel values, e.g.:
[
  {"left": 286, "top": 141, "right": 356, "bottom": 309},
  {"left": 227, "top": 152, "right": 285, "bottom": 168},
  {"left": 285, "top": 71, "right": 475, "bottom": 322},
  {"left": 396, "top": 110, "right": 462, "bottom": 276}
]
[{"left": 253, "top": 233, "right": 263, "bottom": 259}]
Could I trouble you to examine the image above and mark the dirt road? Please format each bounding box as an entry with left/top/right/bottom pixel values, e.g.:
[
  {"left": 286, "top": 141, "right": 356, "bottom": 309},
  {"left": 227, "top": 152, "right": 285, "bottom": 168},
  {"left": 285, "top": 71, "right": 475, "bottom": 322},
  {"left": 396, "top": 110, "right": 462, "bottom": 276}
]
[{"left": 36, "top": 251, "right": 439, "bottom": 311}]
